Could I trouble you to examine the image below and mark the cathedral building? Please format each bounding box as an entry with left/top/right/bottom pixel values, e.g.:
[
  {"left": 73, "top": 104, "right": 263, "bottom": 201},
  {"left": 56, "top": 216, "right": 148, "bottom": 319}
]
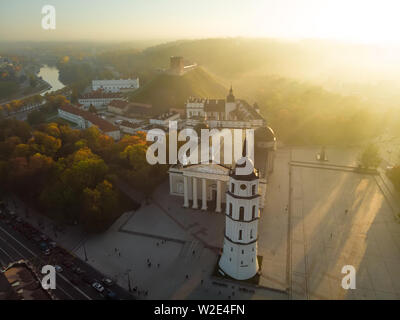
[
  {"left": 168, "top": 123, "right": 276, "bottom": 213},
  {"left": 168, "top": 88, "right": 276, "bottom": 281},
  {"left": 186, "top": 87, "right": 266, "bottom": 129}
]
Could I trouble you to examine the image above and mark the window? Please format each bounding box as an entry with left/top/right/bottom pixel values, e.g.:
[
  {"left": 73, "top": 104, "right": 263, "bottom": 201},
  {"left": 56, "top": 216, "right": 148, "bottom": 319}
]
[
  {"left": 252, "top": 205, "right": 256, "bottom": 219},
  {"left": 229, "top": 203, "right": 232, "bottom": 216},
  {"left": 240, "top": 184, "right": 246, "bottom": 190},
  {"left": 250, "top": 229, "right": 253, "bottom": 239},
  {"left": 252, "top": 184, "right": 256, "bottom": 195},
  {"left": 231, "top": 247, "right": 233, "bottom": 252},
  {"left": 239, "top": 207, "right": 244, "bottom": 221},
  {"left": 239, "top": 230, "right": 242, "bottom": 240},
  {"left": 242, "top": 250, "right": 244, "bottom": 254},
  {"left": 231, "top": 183, "right": 235, "bottom": 193}
]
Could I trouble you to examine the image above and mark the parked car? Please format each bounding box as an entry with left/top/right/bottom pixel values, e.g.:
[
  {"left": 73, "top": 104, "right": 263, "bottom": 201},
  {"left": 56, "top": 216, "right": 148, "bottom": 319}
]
[
  {"left": 102, "top": 278, "right": 113, "bottom": 287},
  {"left": 92, "top": 282, "right": 105, "bottom": 293}
]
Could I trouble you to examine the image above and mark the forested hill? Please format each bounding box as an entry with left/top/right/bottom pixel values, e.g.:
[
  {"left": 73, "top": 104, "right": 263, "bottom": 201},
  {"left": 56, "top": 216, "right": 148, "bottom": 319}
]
[{"left": 128, "top": 67, "right": 227, "bottom": 113}]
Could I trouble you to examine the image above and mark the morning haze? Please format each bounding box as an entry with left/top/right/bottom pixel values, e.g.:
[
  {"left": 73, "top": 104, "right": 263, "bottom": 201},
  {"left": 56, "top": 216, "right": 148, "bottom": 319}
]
[{"left": 1, "top": 0, "right": 400, "bottom": 304}]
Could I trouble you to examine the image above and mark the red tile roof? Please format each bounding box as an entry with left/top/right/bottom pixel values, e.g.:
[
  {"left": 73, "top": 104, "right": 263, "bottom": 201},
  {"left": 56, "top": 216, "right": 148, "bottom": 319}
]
[
  {"left": 109, "top": 100, "right": 129, "bottom": 109},
  {"left": 59, "top": 104, "right": 119, "bottom": 133},
  {"left": 79, "top": 90, "right": 123, "bottom": 100}
]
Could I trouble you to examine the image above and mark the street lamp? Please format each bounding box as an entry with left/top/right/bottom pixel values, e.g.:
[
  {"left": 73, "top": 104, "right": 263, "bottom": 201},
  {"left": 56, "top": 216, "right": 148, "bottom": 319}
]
[
  {"left": 83, "top": 244, "right": 88, "bottom": 262},
  {"left": 127, "top": 270, "right": 132, "bottom": 292}
]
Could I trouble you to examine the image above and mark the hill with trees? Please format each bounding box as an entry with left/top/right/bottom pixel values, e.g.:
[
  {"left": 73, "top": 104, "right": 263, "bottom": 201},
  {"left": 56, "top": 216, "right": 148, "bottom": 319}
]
[{"left": 128, "top": 67, "right": 227, "bottom": 113}]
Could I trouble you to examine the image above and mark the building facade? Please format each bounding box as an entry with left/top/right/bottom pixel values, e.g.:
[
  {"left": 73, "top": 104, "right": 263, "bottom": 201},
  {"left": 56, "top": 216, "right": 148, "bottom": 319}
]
[
  {"left": 185, "top": 87, "right": 265, "bottom": 129},
  {"left": 78, "top": 90, "right": 125, "bottom": 109},
  {"left": 58, "top": 104, "right": 121, "bottom": 140},
  {"left": 92, "top": 78, "right": 140, "bottom": 92}
]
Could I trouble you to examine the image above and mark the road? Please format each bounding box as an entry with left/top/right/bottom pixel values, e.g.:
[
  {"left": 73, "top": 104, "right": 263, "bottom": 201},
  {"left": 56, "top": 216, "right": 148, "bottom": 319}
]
[{"left": 0, "top": 211, "right": 134, "bottom": 300}]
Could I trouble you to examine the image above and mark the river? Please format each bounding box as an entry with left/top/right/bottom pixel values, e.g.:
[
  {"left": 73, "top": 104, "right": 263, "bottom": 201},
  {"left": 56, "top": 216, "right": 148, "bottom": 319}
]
[{"left": 38, "top": 65, "right": 65, "bottom": 96}]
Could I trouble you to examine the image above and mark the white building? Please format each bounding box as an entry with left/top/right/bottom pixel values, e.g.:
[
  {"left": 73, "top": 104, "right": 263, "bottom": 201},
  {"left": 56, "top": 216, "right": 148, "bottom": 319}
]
[
  {"left": 186, "top": 87, "right": 265, "bottom": 129},
  {"left": 58, "top": 104, "right": 121, "bottom": 140},
  {"left": 119, "top": 120, "right": 145, "bottom": 135},
  {"left": 92, "top": 79, "right": 139, "bottom": 93},
  {"left": 78, "top": 90, "right": 125, "bottom": 109},
  {"left": 168, "top": 126, "right": 276, "bottom": 211},
  {"left": 149, "top": 112, "right": 181, "bottom": 128},
  {"left": 218, "top": 157, "right": 260, "bottom": 280}
]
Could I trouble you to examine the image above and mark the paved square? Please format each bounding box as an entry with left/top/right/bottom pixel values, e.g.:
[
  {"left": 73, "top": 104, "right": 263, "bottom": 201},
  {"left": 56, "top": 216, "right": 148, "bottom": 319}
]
[{"left": 289, "top": 147, "right": 400, "bottom": 299}]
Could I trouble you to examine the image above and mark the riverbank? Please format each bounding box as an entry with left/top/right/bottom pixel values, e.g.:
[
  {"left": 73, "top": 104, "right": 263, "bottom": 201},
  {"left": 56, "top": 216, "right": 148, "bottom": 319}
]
[{"left": 0, "top": 80, "right": 51, "bottom": 104}]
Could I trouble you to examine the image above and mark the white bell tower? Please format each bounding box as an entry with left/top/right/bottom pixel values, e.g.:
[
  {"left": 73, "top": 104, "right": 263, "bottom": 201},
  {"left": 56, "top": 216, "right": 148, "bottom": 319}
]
[{"left": 219, "top": 156, "right": 260, "bottom": 280}]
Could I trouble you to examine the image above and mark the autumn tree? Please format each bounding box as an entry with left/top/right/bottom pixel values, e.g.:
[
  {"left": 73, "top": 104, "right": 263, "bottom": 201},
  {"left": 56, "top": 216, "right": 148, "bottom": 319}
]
[{"left": 359, "top": 143, "right": 382, "bottom": 169}]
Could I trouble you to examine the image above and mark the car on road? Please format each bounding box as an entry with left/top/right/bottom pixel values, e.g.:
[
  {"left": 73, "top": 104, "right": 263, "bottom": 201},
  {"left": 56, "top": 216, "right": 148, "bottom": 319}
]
[
  {"left": 62, "top": 259, "right": 74, "bottom": 268},
  {"left": 82, "top": 276, "right": 93, "bottom": 285},
  {"left": 40, "top": 234, "right": 48, "bottom": 241},
  {"left": 55, "top": 265, "right": 63, "bottom": 273},
  {"left": 105, "top": 289, "right": 118, "bottom": 300},
  {"left": 39, "top": 242, "right": 48, "bottom": 250},
  {"left": 73, "top": 267, "right": 85, "bottom": 275},
  {"left": 48, "top": 241, "right": 57, "bottom": 248},
  {"left": 102, "top": 278, "right": 114, "bottom": 287},
  {"left": 92, "top": 282, "right": 105, "bottom": 293}
]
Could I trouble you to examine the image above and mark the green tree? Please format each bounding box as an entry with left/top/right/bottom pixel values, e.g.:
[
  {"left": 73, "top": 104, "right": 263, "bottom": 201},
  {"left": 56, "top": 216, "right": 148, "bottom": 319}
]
[{"left": 359, "top": 143, "right": 382, "bottom": 169}]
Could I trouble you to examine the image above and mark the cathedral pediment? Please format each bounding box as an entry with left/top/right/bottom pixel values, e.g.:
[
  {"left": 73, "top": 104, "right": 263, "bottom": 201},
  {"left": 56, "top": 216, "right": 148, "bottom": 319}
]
[{"left": 183, "top": 163, "right": 230, "bottom": 176}]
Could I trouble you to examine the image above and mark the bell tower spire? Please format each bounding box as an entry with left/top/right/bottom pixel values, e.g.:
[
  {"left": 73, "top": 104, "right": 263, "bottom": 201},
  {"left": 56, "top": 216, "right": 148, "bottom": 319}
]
[{"left": 226, "top": 84, "right": 235, "bottom": 103}]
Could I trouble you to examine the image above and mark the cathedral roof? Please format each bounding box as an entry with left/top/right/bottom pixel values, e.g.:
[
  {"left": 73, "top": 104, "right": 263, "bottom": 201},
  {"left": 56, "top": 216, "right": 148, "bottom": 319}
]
[
  {"left": 255, "top": 126, "right": 276, "bottom": 143},
  {"left": 204, "top": 99, "right": 225, "bottom": 112}
]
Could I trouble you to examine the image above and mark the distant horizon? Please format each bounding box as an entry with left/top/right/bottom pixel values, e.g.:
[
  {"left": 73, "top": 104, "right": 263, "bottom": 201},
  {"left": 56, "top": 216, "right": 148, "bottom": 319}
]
[
  {"left": 2, "top": 36, "right": 400, "bottom": 50},
  {"left": 1, "top": 1, "right": 400, "bottom": 46}
]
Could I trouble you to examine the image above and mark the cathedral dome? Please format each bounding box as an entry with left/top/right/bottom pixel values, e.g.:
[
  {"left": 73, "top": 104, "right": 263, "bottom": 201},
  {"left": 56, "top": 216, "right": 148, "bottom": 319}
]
[{"left": 255, "top": 126, "right": 276, "bottom": 143}]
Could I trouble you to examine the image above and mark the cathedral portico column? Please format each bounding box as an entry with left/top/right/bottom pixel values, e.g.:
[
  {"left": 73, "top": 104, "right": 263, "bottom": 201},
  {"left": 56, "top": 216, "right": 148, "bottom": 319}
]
[
  {"left": 192, "top": 177, "right": 198, "bottom": 209},
  {"left": 183, "top": 176, "right": 189, "bottom": 208},
  {"left": 216, "top": 180, "right": 222, "bottom": 213},
  {"left": 201, "top": 178, "right": 207, "bottom": 211}
]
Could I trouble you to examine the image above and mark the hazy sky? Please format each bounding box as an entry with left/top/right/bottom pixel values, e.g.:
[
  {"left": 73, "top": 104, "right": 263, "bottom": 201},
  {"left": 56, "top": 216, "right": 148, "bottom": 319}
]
[{"left": 1, "top": 0, "right": 400, "bottom": 45}]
